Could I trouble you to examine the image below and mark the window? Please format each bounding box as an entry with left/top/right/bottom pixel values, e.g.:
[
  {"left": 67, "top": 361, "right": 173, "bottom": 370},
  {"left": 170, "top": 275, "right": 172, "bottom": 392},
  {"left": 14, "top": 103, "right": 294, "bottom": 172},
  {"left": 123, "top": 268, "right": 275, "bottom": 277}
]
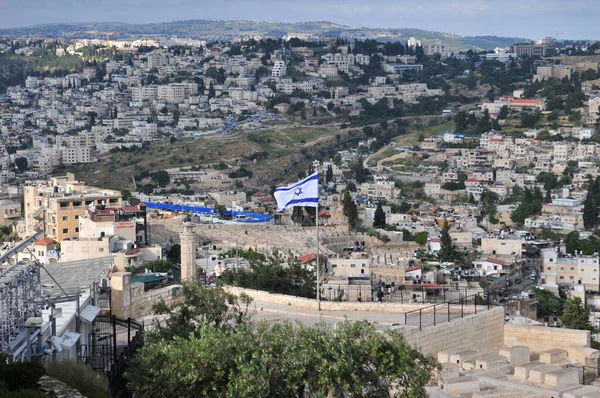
[
  {"left": 560, "top": 267, "right": 564, "bottom": 271},
  {"left": 350, "top": 264, "right": 356, "bottom": 268},
  {"left": 75, "top": 227, "right": 79, "bottom": 233},
  {"left": 62, "top": 216, "right": 68, "bottom": 221},
  {"left": 549, "top": 258, "right": 553, "bottom": 262},
  {"left": 362, "top": 263, "right": 366, "bottom": 268},
  {"left": 547, "top": 267, "right": 551, "bottom": 270},
  {"left": 99, "top": 248, "right": 104, "bottom": 252},
  {"left": 62, "top": 228, "right": 68, "bottom": 234},
  {"left": 75, "top": 215, "right": 79, "bottom": 220},
  {"left": 38, "top": 251, "right": 44, "bottom": 256},
  {"left": 571, "top": 267, "right": 575, "bottom": 271},
  {"left": 570, "top": 276, "right": 575, "bottom": 280},
  {"left": 560, "top": 276, "right": 564, "bottom": 279}
]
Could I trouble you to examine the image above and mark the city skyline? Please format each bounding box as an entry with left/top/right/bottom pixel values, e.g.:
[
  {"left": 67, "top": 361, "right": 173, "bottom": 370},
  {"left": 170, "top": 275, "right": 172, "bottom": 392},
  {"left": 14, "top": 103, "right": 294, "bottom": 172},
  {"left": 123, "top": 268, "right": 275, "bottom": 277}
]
[{"left": 0, "top": 0, "right": 598, "bottom": 40}]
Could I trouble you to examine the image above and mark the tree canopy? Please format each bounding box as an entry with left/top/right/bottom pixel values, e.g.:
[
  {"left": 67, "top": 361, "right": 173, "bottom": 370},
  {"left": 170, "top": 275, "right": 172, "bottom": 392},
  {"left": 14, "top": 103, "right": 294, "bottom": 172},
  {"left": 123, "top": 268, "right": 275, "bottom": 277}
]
[{"left": 128, "top": 284, "right": 438, "bottom": 398}]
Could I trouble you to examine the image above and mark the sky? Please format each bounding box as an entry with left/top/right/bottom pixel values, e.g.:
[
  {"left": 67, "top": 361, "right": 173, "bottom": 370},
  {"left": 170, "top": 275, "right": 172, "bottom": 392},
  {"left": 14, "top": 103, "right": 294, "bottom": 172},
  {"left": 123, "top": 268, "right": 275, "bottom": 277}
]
[{"left": 0, "top": 0, "right": 598, "bottom": 40}]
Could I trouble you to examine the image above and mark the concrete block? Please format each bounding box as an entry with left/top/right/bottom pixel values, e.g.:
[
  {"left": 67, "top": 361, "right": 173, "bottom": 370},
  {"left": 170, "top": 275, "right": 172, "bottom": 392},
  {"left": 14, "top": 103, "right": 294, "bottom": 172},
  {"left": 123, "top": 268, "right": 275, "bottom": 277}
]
[
  {"left": 461, "top": 360, "right": 476, "bottom": 371},
  {"left": 438, "top": 376, "right": 480, "bottom": 396},
  {"left": 543, "top": 367, "right": 581, "bottom": 387},
  {"left": 450, "top": 349, "right": 480, "bottom": 366},
  {"left": 529, "top": 364, "right": 562, "bottom": 384},
  {"left": 437, "top": 348, "right": 462, "bottom": 364},
  {"left": 564, "top": 385, "right": 600, "bottom": 398},
  {"left": 438, "top": 363, "right": 460, "bottom": 381},
  {"left": 514, "top": 363, "right": 543, "bottom": 380},
  {"left": 544, "top": 384, "right": 588, "bottom": 398},
  {"left": 475, "top": 354, "right": 510, "bottom": 374},
  {"left": 499, "top": 345, "right": 530, "bottom": 366},
  {"left": 540, "top": 349, "right": 568, "bottom": 364}
]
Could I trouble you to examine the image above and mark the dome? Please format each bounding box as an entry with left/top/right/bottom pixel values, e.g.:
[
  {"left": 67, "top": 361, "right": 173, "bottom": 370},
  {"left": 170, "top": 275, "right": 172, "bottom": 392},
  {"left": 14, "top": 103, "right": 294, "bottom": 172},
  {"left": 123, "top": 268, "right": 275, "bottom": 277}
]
[{"left": 183, "top": 215, "right": 192, "bottom": 223}]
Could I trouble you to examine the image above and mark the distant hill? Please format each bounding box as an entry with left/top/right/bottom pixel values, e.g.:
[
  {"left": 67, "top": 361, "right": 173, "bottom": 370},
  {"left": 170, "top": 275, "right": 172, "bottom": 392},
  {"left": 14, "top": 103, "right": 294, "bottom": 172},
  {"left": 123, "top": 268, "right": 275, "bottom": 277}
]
[{"left": 0, "top": 20, "right": 531, "bottom": 51}]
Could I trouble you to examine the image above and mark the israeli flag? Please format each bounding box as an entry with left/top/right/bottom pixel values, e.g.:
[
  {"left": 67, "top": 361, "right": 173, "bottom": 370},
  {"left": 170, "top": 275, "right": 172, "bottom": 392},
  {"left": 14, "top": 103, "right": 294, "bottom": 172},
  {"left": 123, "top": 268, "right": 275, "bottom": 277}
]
[{"left": 274, "top": 172, "right": 319, "bottom": 210}]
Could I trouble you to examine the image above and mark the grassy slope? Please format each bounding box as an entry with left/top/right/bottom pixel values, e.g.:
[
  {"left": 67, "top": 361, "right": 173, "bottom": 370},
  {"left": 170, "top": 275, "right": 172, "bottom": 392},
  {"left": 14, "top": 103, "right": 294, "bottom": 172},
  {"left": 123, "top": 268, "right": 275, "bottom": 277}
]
[{"left": 59, "top": 122, "right": 337, "bottom": 190}]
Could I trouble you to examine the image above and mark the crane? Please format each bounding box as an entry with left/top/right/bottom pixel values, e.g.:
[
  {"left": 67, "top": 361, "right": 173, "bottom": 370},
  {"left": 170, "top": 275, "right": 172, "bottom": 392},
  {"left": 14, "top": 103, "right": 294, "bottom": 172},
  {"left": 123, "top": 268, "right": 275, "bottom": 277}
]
[{"left": 554, "top": 32, "right": 563, "bottom": 41}]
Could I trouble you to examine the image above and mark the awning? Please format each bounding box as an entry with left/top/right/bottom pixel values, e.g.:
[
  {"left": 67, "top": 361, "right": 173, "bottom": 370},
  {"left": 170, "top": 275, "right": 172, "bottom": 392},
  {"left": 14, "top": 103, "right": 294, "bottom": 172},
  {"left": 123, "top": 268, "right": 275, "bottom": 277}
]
[
  {"left": 61, "top": 332, "right": 80, "bottom": 350},
  {"left": 79, "top": 305, "right": 101, "bottom": 323},
  {"left": 49, "top": 336, "right": 63, "bottom": 352}
]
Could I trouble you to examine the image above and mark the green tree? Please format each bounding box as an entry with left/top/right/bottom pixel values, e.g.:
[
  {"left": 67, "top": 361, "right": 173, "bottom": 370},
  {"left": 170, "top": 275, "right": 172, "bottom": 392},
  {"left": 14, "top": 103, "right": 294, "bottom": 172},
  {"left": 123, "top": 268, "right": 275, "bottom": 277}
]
[
  {"left": 561, "top": 297, "right": 592, "bottom": 331},
  {"left": 167, "top": 244, "right": 181, "bottom": 263},
  {"left": 583, "top": 189, "right": 597, "bottom": 230},
  {"left": 373, "top": 203, "right": 386, "bottom": 228},
  {"left": 172, "top": 109, "right": 180, "bottom": 125},
  {"left": 145, "top": 259, "right": 172, "bottom": 273},
  {"left": 342, "top": 190, "right": 359, "bottom": 230},
  {"left": 414, "top": 231, "right": 429, "bottom": 246},
  {"left": 128, "top": 316, "right": 438, "bottom": 398},
  {"left": 533, "top": 287, "right": 564, "bottom": 318},
  {"left": 14, "top": 157, "right": 28, "bottom": 172},
  {"left": 497, "top": 105, "right": 509, "bottom": 120},
  {"left": 438, "top": 221, "right": 457, "bottom": 262},
  {"left": 208, "top": 81, "right": 216, "bottom": 99},
  {"left": 325, "top": 164, "right": 334, "bottom": 184},
  {"left": 565, "top": 231, "right": 580, "bottom": 254}
]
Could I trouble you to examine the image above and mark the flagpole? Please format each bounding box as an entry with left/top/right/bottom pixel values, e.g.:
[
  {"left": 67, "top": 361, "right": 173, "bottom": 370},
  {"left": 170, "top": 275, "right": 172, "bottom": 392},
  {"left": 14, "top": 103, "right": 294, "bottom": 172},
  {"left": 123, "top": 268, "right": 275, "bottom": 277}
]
[{"left": 316, "top": 203, "right": 321, "bottom": 311}]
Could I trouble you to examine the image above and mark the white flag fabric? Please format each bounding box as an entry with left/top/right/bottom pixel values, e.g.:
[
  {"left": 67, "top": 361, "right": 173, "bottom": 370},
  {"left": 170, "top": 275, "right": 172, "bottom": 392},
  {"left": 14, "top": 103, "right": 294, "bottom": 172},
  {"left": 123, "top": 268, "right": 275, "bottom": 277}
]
[{"left": 274, "top": 172, "right": 319, "bottom": 210}]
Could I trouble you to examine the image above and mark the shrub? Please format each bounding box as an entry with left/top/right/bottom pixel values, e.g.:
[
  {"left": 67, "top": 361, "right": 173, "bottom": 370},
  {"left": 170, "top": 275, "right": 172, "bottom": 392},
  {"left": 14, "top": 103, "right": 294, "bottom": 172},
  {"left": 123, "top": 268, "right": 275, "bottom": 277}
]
[
  {"left": 0, "top": 361, "right": 45, "bottom": 391},
  {"left": 45, "top": 361, "right": 109, "bottom": 398}
]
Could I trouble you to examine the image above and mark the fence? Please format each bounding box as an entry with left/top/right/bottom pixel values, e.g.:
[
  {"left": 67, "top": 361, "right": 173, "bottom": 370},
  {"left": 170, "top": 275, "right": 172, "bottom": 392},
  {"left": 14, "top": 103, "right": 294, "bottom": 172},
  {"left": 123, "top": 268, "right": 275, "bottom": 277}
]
[
  {"left": 223, "top": 272, "right": 501, "bottom": 306},
  {"left": 402, "top": 292, "right": 493, "bottom": 331},
  {"left": 143, "top": 202, "right": 272, "bottom": 223},
  {"left": 222, "top": 272, "right": 317, "bottom": 299},
  {"left": 82, "top": 315, "right": 144, "bottom": 397}
]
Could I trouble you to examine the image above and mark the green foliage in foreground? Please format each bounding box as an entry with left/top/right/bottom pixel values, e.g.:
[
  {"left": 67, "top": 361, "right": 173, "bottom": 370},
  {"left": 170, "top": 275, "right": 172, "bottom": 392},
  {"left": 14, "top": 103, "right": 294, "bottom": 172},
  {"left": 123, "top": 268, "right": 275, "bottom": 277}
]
[
  {"left": 131, "top": 283, "right": 438, "bottom": 397},
  {"left": 44, "top": 361, "right": 109, "bottom": 398},
  {"left": 128, "top": 320, "right": 438, "bottom": 398}
]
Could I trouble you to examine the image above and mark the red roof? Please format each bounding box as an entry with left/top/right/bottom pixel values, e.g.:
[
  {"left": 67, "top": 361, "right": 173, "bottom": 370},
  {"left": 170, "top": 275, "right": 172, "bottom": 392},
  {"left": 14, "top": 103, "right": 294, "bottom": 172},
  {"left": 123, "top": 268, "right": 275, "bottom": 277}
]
[
  {"left": 34, "top": 238, "right": 55, "bottom": 246},
  {"left": 298, "top": 253, "right": 317, "bottom": 264},
  {"left": 406, "top": 265, "right": 421, "bottom": 272},
  {"left": 465, "top": 178, "right": 480, "bottom": 183},
  {"left": 254, "top": 192, "right": 269, "bottom": 197},
  {"left": 485, "top": 258, "right": 506, "bottom": 265},
  {"left": 430, "top": 238, "right": 441, "bottom": 243},
  {"left": 318, "top": 210, "right": 331, "bottom": 217}
]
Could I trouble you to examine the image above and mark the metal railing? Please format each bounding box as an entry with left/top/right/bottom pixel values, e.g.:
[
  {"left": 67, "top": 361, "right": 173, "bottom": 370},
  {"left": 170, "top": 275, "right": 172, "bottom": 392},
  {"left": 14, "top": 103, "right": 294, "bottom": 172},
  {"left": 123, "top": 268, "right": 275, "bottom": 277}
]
[{"left": 402, "top": 292, "right": 493, "bottom": 331}]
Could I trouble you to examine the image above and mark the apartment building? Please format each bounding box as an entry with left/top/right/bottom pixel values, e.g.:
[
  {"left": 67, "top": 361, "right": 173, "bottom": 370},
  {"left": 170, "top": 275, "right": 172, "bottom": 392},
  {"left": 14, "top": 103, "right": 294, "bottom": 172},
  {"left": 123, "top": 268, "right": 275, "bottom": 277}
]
[
  {"left": 158, "top": 84, "right": 186, "bottom": 104},
  {"left": 326, "top": 252, "right": 370, "bottom": 277},
  {"left": 131, "top": 85, "right": 159, "bottom": 102},
  {"left": 271, "top": 61, "right": 286, "bottom": 78},
  {"left": 61, "top": 147, "right": 92, "bottom": 164},
  {"left": 542, "top": 249, "right": 600, "bottom": 292},
  {"left": 23, "top": 174, "right": 122, "bottom": 242},
  {"left": 357, "top": 181, "right": 398, "bottom": 201},
  {"left": 0, "top": 200, "right": 21, "bottom": 227},
  {"left": 147, "top": 53, "right": 169, "bottom": 68},
  {"left": 513, "top": 42, "right": 546, "bottom": 57}
]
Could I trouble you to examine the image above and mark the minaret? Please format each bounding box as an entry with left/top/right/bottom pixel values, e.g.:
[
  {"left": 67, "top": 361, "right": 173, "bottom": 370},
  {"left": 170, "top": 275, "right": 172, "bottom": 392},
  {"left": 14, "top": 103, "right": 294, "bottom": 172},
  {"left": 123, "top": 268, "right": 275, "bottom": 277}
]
[{"left": 180, "top": 215, "right": 196, "bottom": 281}]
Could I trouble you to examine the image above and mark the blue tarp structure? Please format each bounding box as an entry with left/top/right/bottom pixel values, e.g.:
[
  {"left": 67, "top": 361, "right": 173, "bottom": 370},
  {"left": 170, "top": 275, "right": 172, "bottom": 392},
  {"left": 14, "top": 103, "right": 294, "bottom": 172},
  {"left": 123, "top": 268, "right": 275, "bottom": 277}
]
[{"left": 143, "top": 202, "right": 272, "bottom": 223}]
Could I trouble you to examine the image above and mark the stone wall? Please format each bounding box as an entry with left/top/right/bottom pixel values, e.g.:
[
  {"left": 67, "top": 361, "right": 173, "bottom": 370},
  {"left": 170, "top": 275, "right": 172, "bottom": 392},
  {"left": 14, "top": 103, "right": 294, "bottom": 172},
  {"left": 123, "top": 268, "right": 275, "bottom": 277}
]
[
  {"left": 504, "top": 324, "right": 590, "bottom": 353},
  {"left": 130, "top": 284, "right": 182, "bottom": 319},
  {"left": 225, "top": 286, "right": 482, "bottom": 314},
  {"left": 400, "top": 307, "right": 505, "bottom": 356}
]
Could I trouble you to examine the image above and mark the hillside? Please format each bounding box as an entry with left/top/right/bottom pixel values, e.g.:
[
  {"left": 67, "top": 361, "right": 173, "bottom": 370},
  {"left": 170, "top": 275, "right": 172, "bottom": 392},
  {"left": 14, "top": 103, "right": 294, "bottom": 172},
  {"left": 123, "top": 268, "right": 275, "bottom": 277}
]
[{"left": 0, "top": 20, "right": 530, "bottom": 51}]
